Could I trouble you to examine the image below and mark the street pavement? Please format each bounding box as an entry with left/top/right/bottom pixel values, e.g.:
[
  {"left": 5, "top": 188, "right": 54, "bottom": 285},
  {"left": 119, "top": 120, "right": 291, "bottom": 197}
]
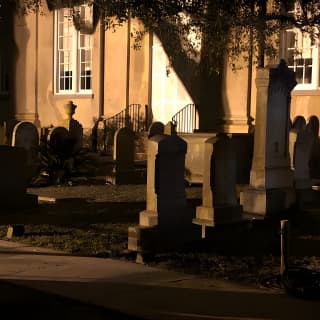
[{"left": 0, "top": 240, "right": 319, "bottom": 320}]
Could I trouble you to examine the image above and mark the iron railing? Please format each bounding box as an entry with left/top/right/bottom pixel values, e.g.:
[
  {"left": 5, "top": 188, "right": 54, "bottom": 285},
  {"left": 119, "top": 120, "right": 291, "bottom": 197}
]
[
  {"left": 93, "top": 104, "right": 148, "bottom": 154},
  {"left": 103, "top": 103, "right": 145, "bottom": 132},
  {"left": 172, "top": 103, "right": 199, "bottom": 134}
]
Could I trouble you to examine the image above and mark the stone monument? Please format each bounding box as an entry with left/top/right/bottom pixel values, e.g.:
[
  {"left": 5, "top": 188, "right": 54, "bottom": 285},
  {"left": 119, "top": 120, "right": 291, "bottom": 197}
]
[
  {"left": 308, "top": 115, "right": 320, "bottom": 179},
  {"left": 0, "top": 146, "right": 38, "bottom": 210},
  {"left": 47, "top": 126, "right": 70, "bottom": 157},
  {"left": 106, "top": 127, "right": 135, "bottom": 184},
  {"left": 60, "top": 101, "right": 83, "bottom": 153},
  {"left": 240, "top": 60, "right": 296, "bottom": 216},
  {"left": 193, "top": 133, "right": 242, "bottom": 237},
  {"left": 148, "top": 121, "right": 164, "bottom": 138},
  {"left": 11, "top": 121, "right": 40, "bottom": 181},
  {"left": 128, "top": 126, "right": 199, "bottom": 253},
  {"left": 289, "top": 116, "right": 313, "bottom": 189}
]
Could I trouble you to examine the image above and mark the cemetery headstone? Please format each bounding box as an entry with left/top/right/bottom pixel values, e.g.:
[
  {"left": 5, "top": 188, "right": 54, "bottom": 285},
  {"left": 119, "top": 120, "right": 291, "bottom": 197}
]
[
  {"left": 308, "top": 115, "right": 320, "bottom": 179},
  {"left": 289, "top": 116, "right": 306, "bottom": 170},
  {"left": 0, "top": 146, "right": 38, "bottom": 209},
  {"left": 128, "top": 131, "right": 199, "bottom": 253},
  {"left": 148, "top": 121, "right": 164, "bottom": 138},
  {"left": 289, "top": 116, "right": 313, "bottom": 189},
  {"left": 194, "top": 134, "right": 242, "bottom": 237},
  {"left": 180, "top": 133, "right": 216, "bottom": 184},
  {"left": 60, "top": 101, "right": 83, "bottom": 153},
  {"left": 241, "top": 60, "right": 296, "bottom": 216},
  {"left": 107, "top": 127, "right": 135, "bottom": 184},
  {"left": 11, "top": 121, "right": 39, "bottom": 181},
  {"left": 96, "top": 119, "right": 106, "bottom": 153},
  {"left": 163, "top": 121, "right": 176, "bottom": 135},
  {"left": 307, "top": 115, "right": 319, "bottom": 137},
  {"left": 0, "top": 121, "right": 7, "bottom": 145},
  {"left": 48, "top": 126, "right": 70, "bottom": 157}
]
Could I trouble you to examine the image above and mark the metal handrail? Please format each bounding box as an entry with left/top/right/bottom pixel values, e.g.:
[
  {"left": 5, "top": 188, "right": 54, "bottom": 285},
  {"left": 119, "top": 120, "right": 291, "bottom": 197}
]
[
  {"left": 172, "top": 103, "right": 199, "bottom": 134},
  {"left": 102, "top": 104, "right": 145, "bottom": 132}
]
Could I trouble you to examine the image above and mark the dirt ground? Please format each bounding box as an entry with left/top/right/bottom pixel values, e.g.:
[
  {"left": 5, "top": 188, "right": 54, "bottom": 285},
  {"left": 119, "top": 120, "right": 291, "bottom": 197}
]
[{"left": 1, "top": 183, "right": 320, "bottom": 290}]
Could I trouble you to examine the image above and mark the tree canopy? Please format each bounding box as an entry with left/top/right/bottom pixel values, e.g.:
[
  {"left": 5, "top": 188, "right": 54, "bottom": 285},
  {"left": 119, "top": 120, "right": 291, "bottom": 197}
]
[
  {"left": 2, "top": 0, "right": 320, "bottom": 131},
  {"left": 7, "top": 0, "right": 320, "bottom": 69}
]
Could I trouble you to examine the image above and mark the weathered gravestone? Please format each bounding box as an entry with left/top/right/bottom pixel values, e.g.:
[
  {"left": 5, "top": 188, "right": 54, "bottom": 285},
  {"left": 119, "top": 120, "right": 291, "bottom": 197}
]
[
  {"left": 11, "top": 121, "right": 39, "bottom": 181},
  {"left": 193, "top": 133, "right": 242, "bottom": 237},
  {"left": 0, "top": 146, "right": 38, "bottom": 209},
  {"left": 128, "top": 129, "right": 199, "bottom": 253},
  {"left": 180, "top": 132, "right": 215, "bottom": 184},
  {"left": 106, "top": 127, "right": 135, "bottom": 184},
  {"left": 241, "top": 60, "right": 296, "bottom": 216},
  {"left": 48, "top": 126, "right": 70, "bottom": 157},
  {"left": 289, "top": 116, "right": 306, "bottom": 171},
  {"left": 47, "top": 126, "right": 74, "bottom": 183},
  {"left": 289, "top": 116, "right": 313, "bottom": 189},
  {"left": 308, "top": 115, "right": 320, "bottom": 179},
  {"left": 0, "top": 121, "right": 7, "bottom": 145},
  {"left": 148, "top": 121, "right": 164, "bottom": 138},
  {"left": 60, "top": 101, "right": 83, "bottom": 153},
  {"left": 96, "top": 119, "right": 106, "bottom": 153}
]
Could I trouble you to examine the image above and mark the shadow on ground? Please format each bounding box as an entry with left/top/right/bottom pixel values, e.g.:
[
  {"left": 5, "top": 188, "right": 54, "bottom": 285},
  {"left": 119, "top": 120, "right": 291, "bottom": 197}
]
[{"left": 0, "top": 280, "right": 145, "bottom": 320}]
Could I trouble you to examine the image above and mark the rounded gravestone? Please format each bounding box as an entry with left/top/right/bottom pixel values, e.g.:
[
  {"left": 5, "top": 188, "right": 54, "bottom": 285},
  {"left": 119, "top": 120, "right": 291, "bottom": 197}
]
[
  {"left": 12, "top": 121, "right": 39, "bottom": 180},
  {"left": 292, "top": 116, "right": 306, "bottom": 132},
  {"left": 148, "top": 121, "right": 164, "bottom": 138},
  {"left": 48, "top": 126, "right": 70, "bottom": 156},
  {"left": 307, "top": 115, "right": 319, "bottom": 137}
]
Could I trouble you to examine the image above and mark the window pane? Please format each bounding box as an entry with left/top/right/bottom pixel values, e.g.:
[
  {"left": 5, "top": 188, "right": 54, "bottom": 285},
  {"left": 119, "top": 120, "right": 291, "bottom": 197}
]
[
  {"left": 58, "top": 22, "right": 64, "bottom": 36},
  {"left": 80, "top": 34, "right": 84, "bottom": 48},
  {"left": 65, "top": 70, "right": 72, "bottom": 90},
  {"left": 284, "top": 28, "right": 317, "bottom": 86},
  {"left": 295, "top": 67, "right": 303, "bottom": 83},
  {"left": 56, "top": 6, "right": 92, "bottom": 93},
  {"left": 305, "top": 65, "right": 312, "bottom": 83}
]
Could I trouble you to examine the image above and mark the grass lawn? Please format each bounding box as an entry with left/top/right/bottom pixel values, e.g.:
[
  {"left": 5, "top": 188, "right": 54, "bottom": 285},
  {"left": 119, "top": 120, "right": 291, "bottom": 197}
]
[{"left": 0, "top": 184, "right": 320, "bottom": 288}]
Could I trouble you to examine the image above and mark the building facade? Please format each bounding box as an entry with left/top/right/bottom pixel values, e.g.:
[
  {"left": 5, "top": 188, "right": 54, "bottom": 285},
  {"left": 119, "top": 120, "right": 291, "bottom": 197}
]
[{"left": 0, "top": 1, "right": 319, "bottom": 139}]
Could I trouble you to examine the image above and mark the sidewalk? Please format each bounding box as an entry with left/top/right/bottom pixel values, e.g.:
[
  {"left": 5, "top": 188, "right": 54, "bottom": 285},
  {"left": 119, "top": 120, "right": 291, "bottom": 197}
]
[{"left": 0, "top": 240, "right": 319, "bottom": 319}]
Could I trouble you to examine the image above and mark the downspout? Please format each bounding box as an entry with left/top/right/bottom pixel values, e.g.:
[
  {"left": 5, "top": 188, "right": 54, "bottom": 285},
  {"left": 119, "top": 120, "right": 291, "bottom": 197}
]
[
  {"left": 99, "top": 12, "right": 105, "bottom": 118},
  {"left": 147, "top": 31, "right": 153, "bottom": 124},
  {"left": 35, "top": 7, "right": 39, "bottom": 126},
  {"left": 246, "top": 28, "right": 253, "bottom": 130},
  {"left": 126, "top": 14, "right": 131, "bottom": 109}
]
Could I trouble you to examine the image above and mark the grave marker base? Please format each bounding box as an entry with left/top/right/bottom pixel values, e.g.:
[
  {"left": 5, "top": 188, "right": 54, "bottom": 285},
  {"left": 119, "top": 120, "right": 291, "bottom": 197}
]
[
  {"left": 240, "top": 187, "right": 295, "bottom": 216},
  {"left": 128, "top": 224, "right": 201, "bottom": 256},
  {"left": 193, "top": 205, "right": 243, "bottom": 238}
]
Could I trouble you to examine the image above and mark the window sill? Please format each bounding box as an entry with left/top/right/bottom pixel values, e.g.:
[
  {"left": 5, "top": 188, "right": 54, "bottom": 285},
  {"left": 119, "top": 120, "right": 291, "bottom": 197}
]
[
  {"left": 292, "top": 89, "right": 320, "bottom": 96},
  {"left": 53, "top": 93, "right": 94, "bottom": 99}
]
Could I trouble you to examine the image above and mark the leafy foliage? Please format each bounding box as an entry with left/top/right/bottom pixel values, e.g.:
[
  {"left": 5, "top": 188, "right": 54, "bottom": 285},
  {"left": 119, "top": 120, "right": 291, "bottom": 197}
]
[
  {"left": 32, "top": 139, "right": 96, "bottom": 186},
  {"left": 7, "top": 1, "right": 320, "bottom": 69},
  {"left": 4, "top": 0, "right": 320, "bottom": 131}
]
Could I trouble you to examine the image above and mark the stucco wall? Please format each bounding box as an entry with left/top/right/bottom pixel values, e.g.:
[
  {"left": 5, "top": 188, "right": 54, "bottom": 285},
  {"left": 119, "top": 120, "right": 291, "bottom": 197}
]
[
  {"left": 104, "top": 24, "right": 127, "bottom": 118},
  {"left": 14, "top": 5, "right": 100, "bottom": 130},
  {"left": 129, "top": 19, "right": 151, "bottom": 108},
  {"left": 291, "top": 92, "right": 320, "bottom": 123}
]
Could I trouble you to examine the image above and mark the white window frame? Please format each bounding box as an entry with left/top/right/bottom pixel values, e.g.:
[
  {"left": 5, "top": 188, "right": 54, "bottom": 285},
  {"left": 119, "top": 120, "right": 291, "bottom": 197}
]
[
  {"left": 282, "top": 2, "right": 319, "bottom": 90},
  {"left": 284, "top": 28, "right": 319, "bottom": 90},
  {"left": 54, "top": 5, "right": 93, "bottom": 95}
]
